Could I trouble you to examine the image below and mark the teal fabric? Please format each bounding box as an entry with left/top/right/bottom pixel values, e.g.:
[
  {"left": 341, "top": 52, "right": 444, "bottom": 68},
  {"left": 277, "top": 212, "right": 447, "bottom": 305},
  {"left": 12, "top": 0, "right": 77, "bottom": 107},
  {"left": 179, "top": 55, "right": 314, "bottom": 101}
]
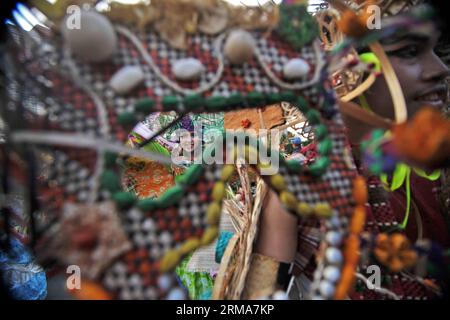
[{"left": 215, "top": 231, "right": 234, "bottom": 264}]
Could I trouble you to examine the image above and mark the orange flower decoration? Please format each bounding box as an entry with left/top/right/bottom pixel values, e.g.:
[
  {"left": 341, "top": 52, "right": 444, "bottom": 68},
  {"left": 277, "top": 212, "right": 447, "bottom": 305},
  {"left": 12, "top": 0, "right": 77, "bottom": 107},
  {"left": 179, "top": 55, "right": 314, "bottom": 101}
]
[
  {"left": 392, "top": 107, "right": 450, "bottom": 168},
  {"left": 332, "top": 0, "right": 377, "bottom": 38},
  {"left": 374, "top": 233, "right": 418, "bottom": 273},
  {"left": 336, "top": 10, "right": 368, "bottom": 38}
]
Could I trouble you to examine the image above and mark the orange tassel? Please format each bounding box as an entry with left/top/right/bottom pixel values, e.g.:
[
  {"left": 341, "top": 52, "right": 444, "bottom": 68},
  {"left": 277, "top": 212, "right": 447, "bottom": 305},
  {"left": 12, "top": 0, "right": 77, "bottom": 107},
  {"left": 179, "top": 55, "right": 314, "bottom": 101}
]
[
  {"left": 344, "top": 234, "right": 360, "bottom": 266},
  {"left": 350, "top": 205, "right": 366, "bottom": 234},
  {"left": 352, "top": 176, "right": 368, "bottom": 205},
  {"left": 334, "top": 265, "right": 356, "bottom": 300}
]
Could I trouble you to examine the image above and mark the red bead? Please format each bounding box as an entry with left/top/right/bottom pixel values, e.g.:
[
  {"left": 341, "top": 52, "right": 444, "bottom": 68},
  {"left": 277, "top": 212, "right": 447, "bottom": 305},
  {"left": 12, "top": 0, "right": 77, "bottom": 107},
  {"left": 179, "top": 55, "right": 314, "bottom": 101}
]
[
  {"left": 139, "top": 262, "right": 152, "bottom": 274},
  {"left": 180, "top": 218, "right": 192, "bottom": 229},
  {"left": 173, "top": 231, "right": 182, "bottom": 242},
  {"left": 199, "top": 193, "right": 208, "bottom": 202},
  {"left": 125, "top": 251, "right": 135, "bottom": 262},
  {"left": 138, "top": 248, "right": 147, "bottom": 259},
  {"left": 158, "top": 220, "right": 167, "bottom": 230},
  {"left": 169, "top": 220, "right": 178, "bottom": 230}
]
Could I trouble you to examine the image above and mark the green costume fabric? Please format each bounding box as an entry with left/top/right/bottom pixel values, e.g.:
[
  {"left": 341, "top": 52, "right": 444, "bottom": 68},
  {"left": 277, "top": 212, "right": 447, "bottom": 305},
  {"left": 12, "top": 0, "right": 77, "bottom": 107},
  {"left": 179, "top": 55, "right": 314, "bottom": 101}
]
[{"left": 175, "top": 253, "right": 214, "bottom": 300}]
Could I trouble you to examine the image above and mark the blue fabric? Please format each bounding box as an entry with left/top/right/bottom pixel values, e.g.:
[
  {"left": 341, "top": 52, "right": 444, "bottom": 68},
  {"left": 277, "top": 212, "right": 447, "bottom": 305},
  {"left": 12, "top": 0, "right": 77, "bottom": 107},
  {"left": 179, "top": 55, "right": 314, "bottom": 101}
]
[
  {"left": 0, "top": 238, "right": 47, "bottom": 300},
  {"left": 215, "top": 231, "right": 234, "bottom": 264}
]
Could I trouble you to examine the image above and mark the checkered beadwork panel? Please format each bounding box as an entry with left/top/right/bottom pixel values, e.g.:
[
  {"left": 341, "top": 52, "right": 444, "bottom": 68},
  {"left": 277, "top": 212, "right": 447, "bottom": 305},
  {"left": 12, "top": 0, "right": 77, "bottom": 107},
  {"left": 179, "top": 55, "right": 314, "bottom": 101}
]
[
  {"left": 41, "top": 149, "right": 93, "bottom": 201},
  {"left": 102, "top": 164, "right": 223, "bottom": 299},
  {"left": 102, "top": 260, "right": 186, "bottom": 300}
]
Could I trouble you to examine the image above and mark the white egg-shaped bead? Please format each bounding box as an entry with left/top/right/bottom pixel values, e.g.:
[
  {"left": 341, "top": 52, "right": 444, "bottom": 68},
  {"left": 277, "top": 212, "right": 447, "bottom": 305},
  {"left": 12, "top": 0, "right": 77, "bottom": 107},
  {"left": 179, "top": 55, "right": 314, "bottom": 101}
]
[
  {"left": 319, "top": 280, "right": 336, "bottom": 298},
  {"left": 325, "top": 231, "right": 343, "bottom": 246},
  {"left": 109, "top": 65, "right": 145, "bottom": 94},
  {"left": 323, "top": 266, "right": 341, "bottom": 283},
  {"left": 167, "top": 288, "right": 186, "bottom": 300},
  {"left": 61, "top": 11, "right": 117, "bottom": 62},
  {"left": 157, "top": 275, "right": 172, "bottom": 291},
  {"left": 224, "top": 30, "right": 255, "bottom": 65},
  {"left": 272, "top": 290, "right": 288, "bottom": 300},
  {"left": 325, "top": 247, "right": 343, "bottom": 266},
  {"left": 172, "top": 58, "right": 205, "bottom": 81},
  {"left": 283, "top": 58, "right": 311, "bottom": 79}
]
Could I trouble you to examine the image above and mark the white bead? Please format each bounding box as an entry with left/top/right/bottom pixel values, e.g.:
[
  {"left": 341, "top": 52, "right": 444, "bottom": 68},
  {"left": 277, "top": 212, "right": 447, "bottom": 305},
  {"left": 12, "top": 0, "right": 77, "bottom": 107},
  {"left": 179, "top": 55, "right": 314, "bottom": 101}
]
[
  {"left": 167, "top": 288, "right": 186, "bottom": 300},
  {"left": 319, "top": 280, "right": 336, "bottom": 298},
  {"left": 157, "top": 275, "right": 172, "bottom": 291},
  {"left": 323, "top": 266, "right": 341, "bottom": 283},
  {"left": 61, "top": 11, "right": 117, "bottom": 62},
  {"left": 129, "top": 208, "right": 143, "bottom": 220},
  {"left": 142, "top": 219, "right": 155, "bottom": 231},
  {"left": 224, "top": 30, "right": 255, "bottom": 65},
  {"left": 283, "top": 58, "right": 311, "bottom": 79},
  {"left": 145, "top": 288, "right": 157, "bottom": 299},
  {"left": 325, "top": 231, "right": 342, "bottom": 246},
  {"left": 129, "top": 274, "right": 142, "bottom": 286},
  {"left": 109, "top": 65, "right": 145, "bottom": 94},
  {"left": 114, "top": 262, "right": 127, "bottom": 274},
  {"left": 325, "top": 247, "right": 343, "bottom": 266},
  {"left": 159, "top": 231, "right": 172, "bottom": 244},
  {"left": 133, "top": 233, "right": 146, "bottom": 247},
  {"left": 121, "top": 290, "right": 132, "bottom": 300},
  {"left": 150, "top": 246, "right": 161, "bottom": 259},
  {"left": 172, "top": 58, "right": 205, "bottom": 81},
  {"left": 146, "top": 234, "right": 156, "bottom": 243},
  {"left": 272, "top": 290, "right": 288, "bottom": 300},
  {"left": 327, "top": 215, "right": 342, "bottom": 229}
]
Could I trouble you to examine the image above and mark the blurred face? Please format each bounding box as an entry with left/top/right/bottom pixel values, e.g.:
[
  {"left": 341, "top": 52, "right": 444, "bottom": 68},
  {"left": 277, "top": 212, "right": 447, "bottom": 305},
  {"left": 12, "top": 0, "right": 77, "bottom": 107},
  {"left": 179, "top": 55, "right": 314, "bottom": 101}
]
[{"left": 363, "top": 24, "right": 450, "bottom": 120}]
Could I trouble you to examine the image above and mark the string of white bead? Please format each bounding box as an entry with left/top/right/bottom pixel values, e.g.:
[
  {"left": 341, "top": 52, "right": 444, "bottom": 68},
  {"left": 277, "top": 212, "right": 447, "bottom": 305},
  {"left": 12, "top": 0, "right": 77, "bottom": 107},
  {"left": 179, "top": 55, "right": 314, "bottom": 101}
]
[{"left": 115, "top": 25, "right": 226, "bottom": 96}]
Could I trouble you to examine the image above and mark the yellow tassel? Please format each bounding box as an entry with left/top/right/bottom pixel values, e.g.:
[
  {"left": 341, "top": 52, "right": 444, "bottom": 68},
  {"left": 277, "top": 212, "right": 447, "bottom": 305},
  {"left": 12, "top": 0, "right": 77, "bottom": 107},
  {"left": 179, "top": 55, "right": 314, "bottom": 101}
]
[
  {"left": 270, "top": 174, "right": 286, "bottom": 191},
  {"left": 314, "top": 203, "right": 332, "bottom": 218},
  {"left": 220, "top": 164, "right": 235, "bottom": 182},
  {"left": 280, "top": 191, "right": 297, "bottom": 210},
  {"left": 179, "top": 238, "right": 201, "bottom": 255},
  {"left": 212, "top": 182, "right": 226, "bottom": 201},
  {"left": 296, "top": 202, "right": 313, "bottom": 216},
  {"left": 160, "top": 249, "right": 181, "bottom": 272},
  {"left": 206, "top": 202, "right": 221, "bottom": 225}
]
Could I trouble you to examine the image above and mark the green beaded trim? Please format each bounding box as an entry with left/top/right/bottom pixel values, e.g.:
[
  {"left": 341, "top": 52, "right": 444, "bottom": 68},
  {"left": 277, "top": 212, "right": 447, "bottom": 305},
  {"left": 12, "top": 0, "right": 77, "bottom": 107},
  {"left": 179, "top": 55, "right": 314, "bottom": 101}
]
[{"left": 117, "top": 91, "right": 305, "bottom": 129}]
